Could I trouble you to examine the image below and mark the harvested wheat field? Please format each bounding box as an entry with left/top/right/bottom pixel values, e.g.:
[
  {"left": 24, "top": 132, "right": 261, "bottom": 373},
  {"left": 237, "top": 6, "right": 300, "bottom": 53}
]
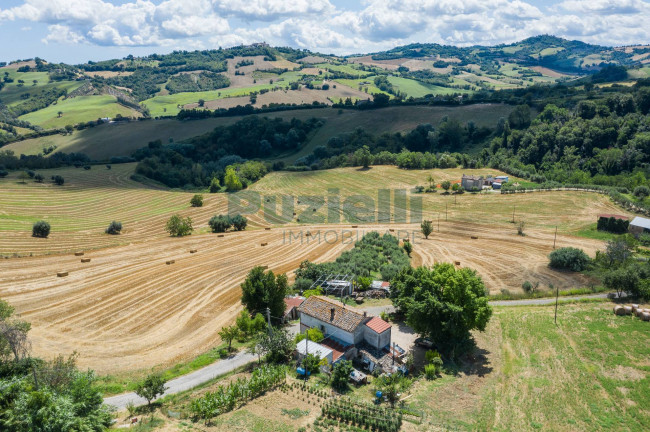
[{"left": 0, "top": 164, "right": 628, "bottom": 372}]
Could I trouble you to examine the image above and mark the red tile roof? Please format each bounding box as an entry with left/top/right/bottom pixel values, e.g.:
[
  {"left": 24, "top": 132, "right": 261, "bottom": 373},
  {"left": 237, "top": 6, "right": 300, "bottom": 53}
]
[
  {"left": 297, "top": 296, "right": 366, "bottom": 333},
  {"left": 320, "top": 338, "right": 346, "bottom": 361},
  {"left": 284, "top": 297, "right": 305, "bottom": 315},
  {"left": 365, "top": 316, "right": 391, "bottom": 334}
]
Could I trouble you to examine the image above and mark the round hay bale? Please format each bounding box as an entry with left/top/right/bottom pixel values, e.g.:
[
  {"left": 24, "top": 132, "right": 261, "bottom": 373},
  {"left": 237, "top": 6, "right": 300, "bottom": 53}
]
[
  {"left": 471, "top": 236, "right": 478, "bottom": 239},
  {"left": 623, "top": 306, "right": 633, "bottom": 315},
  {"left": 261, "top": 243, "right": 268, "bottom": 246},
  {"left": 166, "top": 260, "right": 175, "bottom": 265},
  {"left": 57, "top": 271, "right": 68, "bottom": 277},
  {"left": 631, "top": 304, "right": 639, "bottom": 313},
  {"left": 351, "top": 225, "right": 358, "bottom": 228},
  {"left": 264, "top": 227, "right": 271, "bottom": 231},
  {"left": 217, "top": 234, "right": 225, "bottom": 238},
  {"left": 641, "top": 312, "right": 650, "bottom": 322},
  {"left": 260, "top": 265, "right": 269, "bottom": 270},
  {"left": 80, "top": 258, "right": 91, "bottom": 263},
  {"left": 455, "top": 261, "right": 461, "bottom": 266},
  {"left": 74, "top": 252, "right": 84, "bottom": 256},
  {"left": 389, "top": 229, "right": 395, "bottom": 232},
  {"left": 613, "top": 305, "right": 625, "bottom": 316},
  {"left": 189, "top": 249, "right": 198, "bottom": 254}
]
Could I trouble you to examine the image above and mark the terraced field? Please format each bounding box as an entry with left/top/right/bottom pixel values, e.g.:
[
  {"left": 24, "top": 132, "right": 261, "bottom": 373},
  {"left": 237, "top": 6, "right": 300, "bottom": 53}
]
[{"left": 0, "top": 164, "right": 627, "bottom": 372}]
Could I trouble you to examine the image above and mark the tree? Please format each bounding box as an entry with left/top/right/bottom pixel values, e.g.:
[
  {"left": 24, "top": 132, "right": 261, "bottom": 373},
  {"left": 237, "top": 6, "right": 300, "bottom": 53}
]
[
  {"left": 331, "top": 360, "right": 353, "bottom": 390},
  {"left": 421, "top": 220, "right": 433, "bottom": 239},
  {"left": 390, "top": 264, "right": 492, "bottom": 355},
  {"left": 295, "top": 328, "right": 324, "bottom": 343},
  {"left": 257, "top": 328, "right": 294, "bottom": 364},
  {"left": 198, "top": 99, "right": 205, "bottom": 107},
  {"left": 135, "top": 373, "right": 168, "bottom": 410},
  {"left": 34, "top": 173, "right": 44, "bottom": 183},
  {"left": 303, "top": 353, "right": 325, "bottom": 375},
  {"left": 224, "top": 167, "right": 243, "bottom": 191},
  {"left": 402, "top": 240, "right": 413, "bottom": 256},
  {"left": 18, "top": 171, "right": 29, "bottom": 184},
  {"left": 633, "top": 185, "right": 650, "bottom": 200},
  {"left": 52, "top": 175, "right": 64, "bottom": 185},
  {"left": 208, "top": 214, "right": 231, "bottom": 233},
  {"left": 105, "top": 221, "right": 122, "bottom": 235},
  {"left": 165, "top": 215, "right": 193, "bottom": 237},
  {"left": 190, "top": 194, "right": 203, "bottom": 207},
  {"left": 241, "top": 267, "right": 288, "bottom": 320},
  {"left": 0, "top": 299, "right": 31, "bottom": 363},
  {"left": 373, "top": 93, "right": 390, "bottom": 107},
  {"left": 230, "top": 214, "right": 248, "bottom": 231},
  {"left": 549, "top": 247, "right": 591, "bottom": 271},
  {"left": 451, "top": 183, "right": 461, "bottom": 193},
  {"left": 354, "top": 145, "right": 372, "bottom": 168},
  {"left": 441, "top": 180, "right": 451, "bottom": 193},
  {"left": 57, "top": 111, "right": 63, "bottom": 118},
  {"left": 508, "top": 104, "right": 531, "bottom": 129},
  {"left": 604, "top": 238, "right": 635, "bottom": 268},
  {"left": 603, "top": 267, "right": 640, "bottom": 299},
  {"left": 218, "top": 325, "right": 239, "bottom": 351},
  {"left": 209, "top": 177, "right": 220, "bottom": 193},
  {"left": 517, "top": 220, "right": 526, "bottom": 236},
  {"left": 32, "top": 221, "right": 50, "bottom": 238},
  {"left": 426, "top": 175, "right": 435, "bottom": 189}
]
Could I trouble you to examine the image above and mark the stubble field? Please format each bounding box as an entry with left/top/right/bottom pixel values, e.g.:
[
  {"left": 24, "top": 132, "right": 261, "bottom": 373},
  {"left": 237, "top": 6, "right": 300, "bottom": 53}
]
[{"left": 0, "top": 164, "right": 627, "bottom": 373}]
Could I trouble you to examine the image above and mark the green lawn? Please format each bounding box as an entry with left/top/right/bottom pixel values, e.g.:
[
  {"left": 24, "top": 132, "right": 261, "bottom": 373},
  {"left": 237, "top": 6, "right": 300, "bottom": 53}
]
[{"left": 19, "top": 95, "right": 140, "bottom": 128}]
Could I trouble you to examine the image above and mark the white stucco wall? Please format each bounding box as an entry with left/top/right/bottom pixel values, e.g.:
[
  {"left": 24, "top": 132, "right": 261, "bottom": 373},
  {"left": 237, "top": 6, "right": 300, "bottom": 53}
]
[
  {"left": 363, "top": 326, "right": 391, "bottom": 349},
  {"left": 300, "top": 314, "right": 355, "bottom": 345}
]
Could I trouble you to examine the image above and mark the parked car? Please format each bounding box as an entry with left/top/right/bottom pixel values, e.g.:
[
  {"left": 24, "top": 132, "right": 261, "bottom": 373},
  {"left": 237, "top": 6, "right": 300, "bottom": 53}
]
[{"left": 414, "top": 337, "right": 434, "bottom": 349}]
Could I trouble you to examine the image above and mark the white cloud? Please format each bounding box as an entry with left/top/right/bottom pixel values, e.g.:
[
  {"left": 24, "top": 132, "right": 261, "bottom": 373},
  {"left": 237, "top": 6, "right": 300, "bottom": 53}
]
[{"left": 1, "top": 0, "right": 650, "bottom": 53}]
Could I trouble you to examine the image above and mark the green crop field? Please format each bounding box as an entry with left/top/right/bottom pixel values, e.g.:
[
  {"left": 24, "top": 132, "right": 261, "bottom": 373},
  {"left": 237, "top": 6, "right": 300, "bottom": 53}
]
[
  {"left": 0, "top": 73, "right": 82, "bottom": 106},
  {"left": 387, "top": 76, "right": 470, "bottom": 97},
  {"left": 409, "top": 302, "right": 650, "bottom": 431},
  {"left": 19, "top": 95, "right": 141, "bottom": 129}
]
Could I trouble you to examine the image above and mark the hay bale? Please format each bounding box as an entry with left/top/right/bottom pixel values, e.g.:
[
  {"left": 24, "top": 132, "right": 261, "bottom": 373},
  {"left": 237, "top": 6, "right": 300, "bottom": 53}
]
[
  {"left": 471, "top": 236, "right": 478, "bottom": 239},
  {"left": 189, "top": 249, "right": 198, "bottom": 254},
  {"left": 623, "top": 306, "right": 633, "bottom": 315},
  {"left": 454, "top": 261, "right": 461, "bottom": 266},
  {"left": 260, "top": 265, "right": 269, "bottom": 270},
  {"left": 306, "top": 232, "right": 311, "bottom": 237},
  {"left": 313, "top": 208, "right": 317, "bottom": 212},
  {"left": 351, "top": 225, "right": 358, "bottom": 228},
  {"left": 264, "top": 227, "right": 271, "bottom": 231},
  {"left": 57, "top": 271, "right": 68, "bottom": 277},
  {"left": 389, "top": 229, "right": 394, "bottom": 232},
  {"left": 166, "top": 260, "right": 175, "bottom": 265},
  {"left": 641, "top": 312, "right": 650, "bottom": 322},
  {"left": 80, "top": 258, "right": 91, "bottom": 263},
  {"left": 613, "top": 305, "right": 626, "bottom": 316},
  {"left": 217, "top": 234, "right": 224, "bottom": 238},
  {"left": 261, "top": 243, "right": 268, "bottom": 246},
  {"left": 74, "top": 252, "right": 84, "bottom": 256}
]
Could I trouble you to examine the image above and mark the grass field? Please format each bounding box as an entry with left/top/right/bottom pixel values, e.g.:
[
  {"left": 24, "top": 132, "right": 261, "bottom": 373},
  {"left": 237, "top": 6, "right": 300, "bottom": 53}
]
[
  {"left": 5, "top": 104, "right": 515, "bottom": 162},
  {"left": 18, "top": 95, "right": 141, "bottom": 128},
  {"left": 387, "top": 76, "right": 471, "bottom": 97},
  {"left": 409, "top": 301, "right": 650, "bottom": 431}
]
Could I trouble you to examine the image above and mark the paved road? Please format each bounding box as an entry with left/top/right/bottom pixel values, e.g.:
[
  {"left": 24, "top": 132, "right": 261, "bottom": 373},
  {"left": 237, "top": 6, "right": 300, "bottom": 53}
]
[{"left": 103, "top": 351, "right": 255, "bottom": 410}]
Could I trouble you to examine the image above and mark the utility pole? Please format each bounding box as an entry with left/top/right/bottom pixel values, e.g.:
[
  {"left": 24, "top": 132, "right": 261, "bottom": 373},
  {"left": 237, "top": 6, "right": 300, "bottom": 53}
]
[
  {"left": 266, "top": 307, "right": 272, "bottom": 334},
  {"left": 512, "top": 205, "right": 516, "bottom": 223},
  {"left": 554, "top": 284, "right": 559, "bottom": 325},
  {"left": 454, "top": 194, "right": 457, "bottom": 205},
  {"left": 437, "top": 214, "right": 440, "bottom": 232},
  {"left": 445, "top": 203, "right": 448, "bottom": 221},
  {"left": 553, "top": 226, "right": 558, "bottom": 249}
]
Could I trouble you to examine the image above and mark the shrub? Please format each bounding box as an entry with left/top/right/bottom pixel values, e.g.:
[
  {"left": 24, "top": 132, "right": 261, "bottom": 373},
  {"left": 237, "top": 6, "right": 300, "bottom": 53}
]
[
  {"left": 32, "top": 220, "right": 51, "bottom": 238},
  {"left": 633, "top": 185, "right": 650, "bottom": 200},
  {"left": 34, "top": 173, "right": 44, "bottom": 183},
  {"left": 208, "top": 215, "right": 232, "bottom": 233},
  {"left": 522, "top": 281, "right": 532, "bottom": 292},
  {"left": 0, "top": 170, "right": 8, "bottom": 178},
  {"left": 105, "top": 221, "right": 122, "bottom": 235},
  {"left": 549, "top": 247, "right": 590, "bottom": 271},
  {"left": 52, "top": 175, "right": 64, "bottom": 185},
  {"left": 231, "top": 214, "right": 248, "bottom": 231},
  {"left": 209, "top": 177, "right": 220, "bottom": 193},
  {"left": 424, "top": 364, "right": 437, "bottom": 380},
  {"left": 83, "top": 165, "right": 91, "bottom": 170},
  {"left": 165, "top": 214, "right": 193, "bottom": 237},
  {"left": 190, "top": 194, "right": 203, "bottom": 207}
]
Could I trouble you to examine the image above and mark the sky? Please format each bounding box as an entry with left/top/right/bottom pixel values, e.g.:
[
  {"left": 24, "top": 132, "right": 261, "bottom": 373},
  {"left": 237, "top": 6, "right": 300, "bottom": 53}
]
[{"left": 0, "top": 0, "right": 649, "bottom": 65}]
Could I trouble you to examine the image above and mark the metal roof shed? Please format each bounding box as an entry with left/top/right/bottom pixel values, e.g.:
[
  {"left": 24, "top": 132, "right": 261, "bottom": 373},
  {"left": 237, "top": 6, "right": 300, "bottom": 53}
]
[{"left": 629, "top": 216, "right": 650, "bottom": 235}]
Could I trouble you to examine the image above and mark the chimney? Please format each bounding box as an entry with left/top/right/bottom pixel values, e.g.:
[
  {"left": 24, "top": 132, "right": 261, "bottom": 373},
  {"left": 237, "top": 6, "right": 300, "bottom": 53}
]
[
  {"left": 330, "top": 308, "right": 335, "bottom": 321},
  {"left": 363, "top": 311, "right": 367, "bottom": 318}
]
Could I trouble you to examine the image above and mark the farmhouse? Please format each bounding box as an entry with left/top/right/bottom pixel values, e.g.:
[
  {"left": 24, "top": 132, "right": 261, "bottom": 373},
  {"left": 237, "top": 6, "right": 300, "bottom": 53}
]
[
  {"left": 461, "top": 174, "right": 483, "bottom": 190},
  {"left": 297, "top": 296, "right": 392, "bottom": 362},
  {"left": 283, "top": 296, "right": 305, "bottom": 322},
  {"left": 629, "top": 216, "right": 650, "bottom": 236}
]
